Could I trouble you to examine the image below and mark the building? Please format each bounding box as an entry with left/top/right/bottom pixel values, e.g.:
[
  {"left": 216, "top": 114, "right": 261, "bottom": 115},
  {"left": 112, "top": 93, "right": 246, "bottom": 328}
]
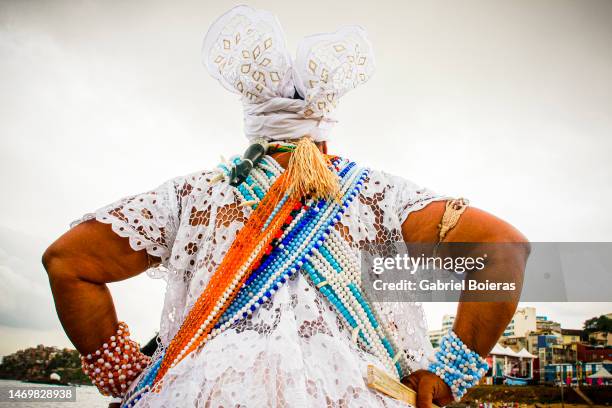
[
  {"left": 543, "top": 361, "right": 612, "bottom": 384},
  {"left": 577, "top": 343, "right": 612, "bottom": 362},
  {"left": 527, "top": 332, "right": 581, "bottom": 380},
  {"left": 441, "top": 314, "right": 455, "bottom": 331},
  {"left": 429, "top": 308, "right": 536, "bottom": 345},
  {"left": 427, "top": 329, "right": 444, "bottom": 348},
  {"left": 536, "top": 315, "right": 561, "bottom": 333},
  {"left": 561, "top": 329, "right": 582, "bottom": 345},
  {"left": 502, "top": 307, "right": 536, "bottom": 338},
  {"left": 426, "top": 307, "right": 611, "bottom": 385},
  {"left": 543, "top": 362, "right": 577, "bottom": 383},
  {"left": 427, "top": 315, "right": 455, "bottom": 348},
  {"left": 485, "top": 344, "right": 536, "bottom": 385},
  {"left": 535, "top": 334, "right": 561, "bottom": 368},
  {"left": 589, "top": 331, "right": 612, "bottom": 347},
  {"left": 500, "top": 336, "right": 528, "bottom": 352}
]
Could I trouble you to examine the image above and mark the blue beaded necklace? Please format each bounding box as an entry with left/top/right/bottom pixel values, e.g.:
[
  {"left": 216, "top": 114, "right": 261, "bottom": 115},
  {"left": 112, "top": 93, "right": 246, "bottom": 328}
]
[{"left": 121, "top": 155, "right": 408, "bottom": 407}]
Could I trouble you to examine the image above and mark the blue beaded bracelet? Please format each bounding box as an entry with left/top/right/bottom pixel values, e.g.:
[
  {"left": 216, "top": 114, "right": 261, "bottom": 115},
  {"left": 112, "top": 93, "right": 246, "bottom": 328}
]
[{"left": 428, "top": 331, "right": 489, "bottom": 401}]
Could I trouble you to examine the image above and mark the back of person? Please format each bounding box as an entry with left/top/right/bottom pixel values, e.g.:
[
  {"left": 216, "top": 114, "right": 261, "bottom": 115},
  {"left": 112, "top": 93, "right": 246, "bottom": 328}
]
[
  {"left": 74, "top": 150, "right": 440, "bottom": 405},
  {"left": 44, "top": 6, "right": 528, "bottom": 408}
]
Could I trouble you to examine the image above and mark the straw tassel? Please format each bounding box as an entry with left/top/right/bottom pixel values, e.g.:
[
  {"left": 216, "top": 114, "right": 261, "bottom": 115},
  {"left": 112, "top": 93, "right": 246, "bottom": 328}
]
[{"left": 283, "top": 137, "right": 340, "bottom": 201}]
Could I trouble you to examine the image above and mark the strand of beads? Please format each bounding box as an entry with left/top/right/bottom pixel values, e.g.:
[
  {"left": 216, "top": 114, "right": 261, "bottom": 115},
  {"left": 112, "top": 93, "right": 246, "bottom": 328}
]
[
  {"left": 120, "top": 349, "right": 167, "bottom": 407},
  {"left": 267, "top": 141, "right": 298, "bottom": 153},
  {"left": 123, "top": 159, "right": 300, "bottom": 406},
  {"left": 216, "top": 155, "right": 282, "bottom": 208},
  {"left": 217, "top": 199, "right": 309, "bottom": 325},
  {"left": 151, "top": 172, "right": 300, "bottom": 384},
  {"left": 271, "top": 158, "right": 409, "bottom": 377},
  {"left": 125, "top": 156, "right": 411, "bottom": 405},
  {"left": 217, "top": 200, "right": 311, "bottom": 325},
  {"left": 216, "top": 157, "right": 353, "bottom": 329},
  {"left": 175, "top": 193, "right": 301, "bottom": 355},
  {"left": 80, "top": 322, "right": 151, "bottom": 398},
  {"left": 249, "top": 167, "right": 273, "bottom": 191},
  {"left": 124, "top": 178, "right": 298, "bottom": 406},
  {"left": 320, "top": 199, "right": 411, "bottom": 377},
  {"left": 307, "top": 249, "right": 397, "bottom": 374},
  {"left": 324, "top": 227, "right": 411, "bottom": 376},
  {"left": 213, "top": 160, "right": 364, "bottom": 332},
  {"left": 305, "top": 235, "right": 407, "bottom": 379},
  {"left": 428, "top": 330, "right": 489, "bottom": 401}
]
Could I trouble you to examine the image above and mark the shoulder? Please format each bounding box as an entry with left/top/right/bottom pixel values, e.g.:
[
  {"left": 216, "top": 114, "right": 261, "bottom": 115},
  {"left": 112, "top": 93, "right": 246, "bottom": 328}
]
[
  {"left": 165, "top": 169, "right": 219, "bottom": 199},
  {"left": 360, "top": 165, "right": 446, "bottom": 223},
  {"left": 362, "top": 167, "right": 429, "bottom": 197}
]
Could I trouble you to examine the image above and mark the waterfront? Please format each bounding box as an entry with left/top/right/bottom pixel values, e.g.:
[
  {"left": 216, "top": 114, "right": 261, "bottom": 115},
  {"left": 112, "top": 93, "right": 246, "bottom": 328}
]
[
  {"left": 0, "top": 379, "right": 111, "bottom": 408},
  {"left": 451, "top": 384, "right": 612, "bottom": 407}
]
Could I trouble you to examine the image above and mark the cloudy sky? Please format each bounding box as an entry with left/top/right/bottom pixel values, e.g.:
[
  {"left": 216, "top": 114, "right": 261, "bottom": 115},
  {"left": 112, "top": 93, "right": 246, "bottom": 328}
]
[{"left": 1, "top": 0, "right": 611, "bottom": 357}]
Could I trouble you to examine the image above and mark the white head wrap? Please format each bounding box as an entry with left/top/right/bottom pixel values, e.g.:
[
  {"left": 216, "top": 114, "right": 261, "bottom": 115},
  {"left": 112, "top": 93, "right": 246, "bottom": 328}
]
[{"left": 202, "top": 5, "right": 375, "bottom": 142}]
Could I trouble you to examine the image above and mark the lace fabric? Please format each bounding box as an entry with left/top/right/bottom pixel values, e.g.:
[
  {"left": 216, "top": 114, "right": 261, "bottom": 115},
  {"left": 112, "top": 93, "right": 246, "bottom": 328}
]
[
  {"left": 201, "top": 5, "right": 375, "bottom": 142},
  {"left": 73, "top": 156, "right": 443, "bottom": 407}
]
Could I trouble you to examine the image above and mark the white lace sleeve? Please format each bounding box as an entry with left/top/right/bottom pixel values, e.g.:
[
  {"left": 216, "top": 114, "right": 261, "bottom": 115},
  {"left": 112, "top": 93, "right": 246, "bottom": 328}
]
[
  {"left": 387, "top": 172, "right": 446, "bottom": 225},
  {"left": 71, "top": 179, "right": 182, "bottom": 267}
]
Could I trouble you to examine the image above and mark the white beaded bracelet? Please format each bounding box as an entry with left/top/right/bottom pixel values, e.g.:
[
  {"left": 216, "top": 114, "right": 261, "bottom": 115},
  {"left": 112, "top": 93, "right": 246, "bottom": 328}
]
[{"left": 428, "top": 330, "right": 489, "bottom": 401}]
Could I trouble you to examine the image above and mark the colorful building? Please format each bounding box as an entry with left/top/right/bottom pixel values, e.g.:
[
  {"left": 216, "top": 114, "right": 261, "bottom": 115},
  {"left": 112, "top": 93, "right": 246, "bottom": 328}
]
[
  {"left": 577, "top": 343, "right": 612, "bottom": 362},
  {"left": 543, "top": 361, "right": 612, "bottom": 384},
  {"left": 486, "top": 344, "right": 536, "bottom": 385},
  {"left": 502, "top": 307, "right": 537, "bottom": 338}
]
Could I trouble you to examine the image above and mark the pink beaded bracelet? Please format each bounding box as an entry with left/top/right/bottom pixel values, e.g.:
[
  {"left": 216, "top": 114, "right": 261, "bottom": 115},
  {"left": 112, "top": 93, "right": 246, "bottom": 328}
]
[{"left": 80, "top": 322, "right": 151, "bottom": 397}]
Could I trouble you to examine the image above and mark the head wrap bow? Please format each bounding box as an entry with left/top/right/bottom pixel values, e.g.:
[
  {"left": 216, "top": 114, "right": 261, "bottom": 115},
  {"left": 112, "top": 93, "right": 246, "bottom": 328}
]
[{"left": 202, "top": 5, "right": 376, "bottom": 142}]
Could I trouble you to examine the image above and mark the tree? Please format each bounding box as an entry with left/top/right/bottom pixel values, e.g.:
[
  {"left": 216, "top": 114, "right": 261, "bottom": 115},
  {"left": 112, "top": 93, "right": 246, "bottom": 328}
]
[{"left": 583, "top": 315, "right": 612, "bottom": 334}]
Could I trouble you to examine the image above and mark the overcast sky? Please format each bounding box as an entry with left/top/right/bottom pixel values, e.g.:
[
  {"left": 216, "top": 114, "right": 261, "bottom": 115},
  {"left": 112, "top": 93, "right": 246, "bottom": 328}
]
[{"left": 1, "top": 0, "right": 611, "bottom": 357}]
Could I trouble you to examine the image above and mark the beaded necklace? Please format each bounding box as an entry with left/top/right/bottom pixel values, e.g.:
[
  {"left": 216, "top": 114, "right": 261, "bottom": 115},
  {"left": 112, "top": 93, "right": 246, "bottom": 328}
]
[{"left": 122, "top": 153, "right": 409, "bottom": 407}]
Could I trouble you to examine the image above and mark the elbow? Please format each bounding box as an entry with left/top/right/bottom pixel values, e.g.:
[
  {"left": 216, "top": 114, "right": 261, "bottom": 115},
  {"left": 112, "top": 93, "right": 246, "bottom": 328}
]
[
  {"left": 522, "top": 240, "right": 532, "bottom": 260},
  {"left": 477, "top": 221, "right": 530, "bottom": 284},
  {"left": 42, "top": 242, "right": 61, "bottom": 278},
  {"left": 42, "top": 243, "right": 55, "bottom": 273},
  {"left": 491, "top": 227, "right": 530, "bottom": 289},
  {"left": 43, "top": 231, "right": 107, "bottom": 286},
  {"left": 42, "top": 241, "right": 72, "bottom": 282},
  {"left": 42, "top": 245, "right": 53, "bottom": 272},
  {"left": 43, "top": 221, "right": 111, "bottom": 286},
  {"left": 490, "top": 221, "right": 531, "bottom": 265},
  {"left": 507, "top": 230, "right": 531, "bottom": 267},
  {"left": 504, "top": 232, "right": 530, "bottom": 266}
]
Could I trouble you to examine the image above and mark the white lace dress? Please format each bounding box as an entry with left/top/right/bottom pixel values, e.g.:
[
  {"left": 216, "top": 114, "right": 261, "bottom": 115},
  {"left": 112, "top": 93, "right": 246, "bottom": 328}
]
[{"left": 76, "top": 156, "right": 442, "bottom": 408}]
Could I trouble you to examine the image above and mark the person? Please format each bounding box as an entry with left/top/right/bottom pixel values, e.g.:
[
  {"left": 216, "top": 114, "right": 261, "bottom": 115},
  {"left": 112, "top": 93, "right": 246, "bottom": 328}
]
[{"left": 42, "top": 6, "right": 528, "bottom": 408}]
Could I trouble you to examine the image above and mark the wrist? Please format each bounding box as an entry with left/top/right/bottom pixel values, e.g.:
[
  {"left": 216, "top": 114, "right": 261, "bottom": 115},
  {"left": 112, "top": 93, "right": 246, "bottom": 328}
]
[
  {"left": 80, "top": 322, "right": 151, "bottom": 398},
  {"left": 428, "top": 330, "right": 488, "bottom": 401}
]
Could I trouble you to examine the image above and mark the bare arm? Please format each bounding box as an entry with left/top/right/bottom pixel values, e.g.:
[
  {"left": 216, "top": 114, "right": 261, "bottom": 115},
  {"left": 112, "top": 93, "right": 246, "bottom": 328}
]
[
  {"left": 402, "top": 201, "right": 529, "bottom": 407},
  {"left": 42, "top": 220, "right": 153, "bottom": 354}
]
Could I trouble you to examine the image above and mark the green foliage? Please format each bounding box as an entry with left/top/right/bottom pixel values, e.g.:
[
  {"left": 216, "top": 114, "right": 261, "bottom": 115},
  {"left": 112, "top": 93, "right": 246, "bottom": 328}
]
[
  {"left": 583, "top": 315, "right": 612, "bottom": 334},
  {"left": 0, "top": 346, "right": 91, "bottom": 385}
]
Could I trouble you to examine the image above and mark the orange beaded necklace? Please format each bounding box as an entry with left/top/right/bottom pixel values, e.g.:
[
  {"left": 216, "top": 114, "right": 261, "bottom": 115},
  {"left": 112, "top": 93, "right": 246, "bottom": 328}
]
[{"left": 153, "top": 172, "right": 300, "bottom": 386}]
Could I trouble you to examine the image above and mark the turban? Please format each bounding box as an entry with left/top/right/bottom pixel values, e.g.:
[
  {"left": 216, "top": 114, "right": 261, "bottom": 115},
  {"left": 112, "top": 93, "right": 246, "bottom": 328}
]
[{"left": 202, "top": 5, "right": 375, "bottom": 142}]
